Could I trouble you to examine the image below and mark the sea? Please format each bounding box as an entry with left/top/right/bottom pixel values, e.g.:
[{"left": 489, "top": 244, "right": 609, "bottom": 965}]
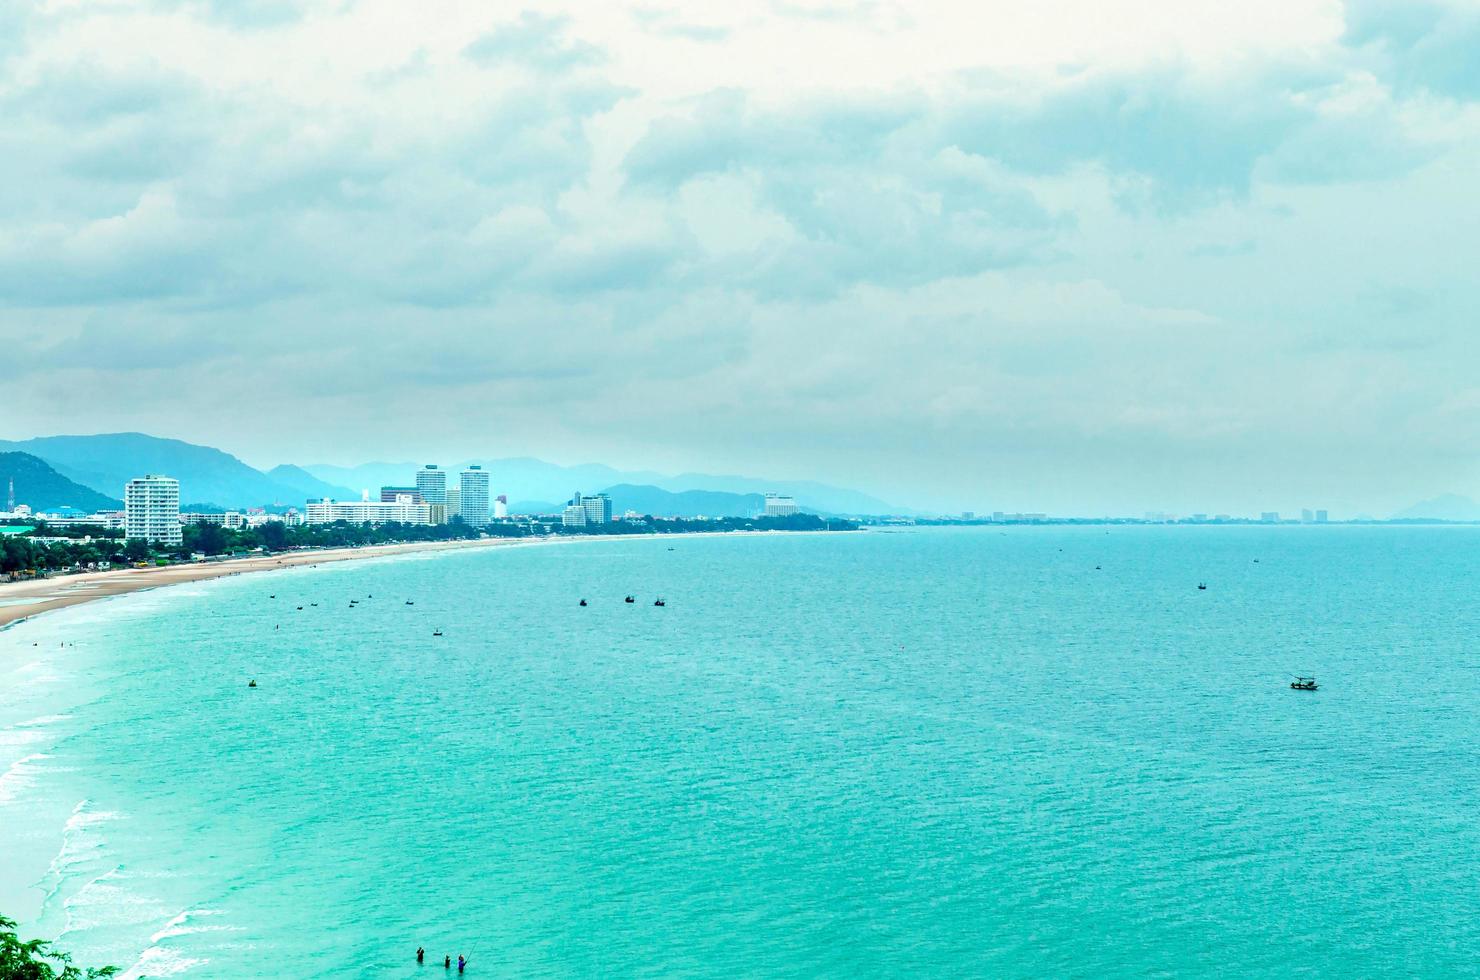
[{"left": 2, "top": 526, "right": 1478, "bottom": 978}]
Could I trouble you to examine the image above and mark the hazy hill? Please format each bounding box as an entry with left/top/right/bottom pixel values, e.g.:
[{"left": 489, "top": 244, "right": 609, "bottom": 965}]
[
  {"left": 0, "top": 433, "right": 307, "bottom": 508},
  {"left": 650, "top": 472, "right": 895, "bottom": 515},
  {"left": 303, "top": 457, "right": 896, "bottom": 515},
  {"left": 600, "top": 484, "right": 770, "bottom": 518},
  {"left": 1391, "top": 494, "right": 1480, "bottom": 522},
  {"left": 0, "top": 452, "right": 123, "bottom": 513},
  {"left": 266, "top": 464, "right": 357, "bottom": 502}
]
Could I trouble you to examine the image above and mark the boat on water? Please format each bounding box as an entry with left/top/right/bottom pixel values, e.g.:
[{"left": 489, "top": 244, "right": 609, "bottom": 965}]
[
  {"left": 1197, "top": 582, "right": 1207, "bottom": 590},
  {"left": 405, "top": 600, "right": 414, "bottom": 605},
  {"left": 654, "top": 598, "right": 665, "bottom": 607},
  {"left": 248, "top": 679, "right": 257, "bottom": 688},
  {"left": 1290, "top": 676, "right": 1318, "bottom": 691},
  {"left": 432, "top": 629, "right": 444, "bottom": 637},
  {"left": 624, "top": 596, "right": 635, "bottom": 604},
  {"left": 579, "top": 599, "right": 588, "bottom": 607}
]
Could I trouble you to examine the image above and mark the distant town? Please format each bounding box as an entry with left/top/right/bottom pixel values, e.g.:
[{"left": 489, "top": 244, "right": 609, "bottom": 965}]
[{"left": 0, "top": 462, "right": 837, "bottom": 576}]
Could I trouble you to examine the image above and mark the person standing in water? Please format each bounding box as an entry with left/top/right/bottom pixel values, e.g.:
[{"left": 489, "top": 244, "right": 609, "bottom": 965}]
[
  {"left": 458, "top": 954, "right": 466, "bottom": 973},
  {"left": 416, "top": 947, "right": 424, "bottom": 964},
  {"left": 444, "top": 955, "right": 451, "bottom": 969}
]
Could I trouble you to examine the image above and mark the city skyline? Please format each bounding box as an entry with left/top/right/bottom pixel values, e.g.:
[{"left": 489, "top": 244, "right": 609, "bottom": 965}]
[{"left": 1, "top": 2, "right": 1477, "bottom": 515}]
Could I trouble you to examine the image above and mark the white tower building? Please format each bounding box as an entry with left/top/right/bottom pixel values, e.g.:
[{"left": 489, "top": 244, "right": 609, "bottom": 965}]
[
  {"left": 459, "top": 466, "right": 490, "bottom": 525},
  {"left": 125, "top": 475, "right": 182, "bottom": 545}
]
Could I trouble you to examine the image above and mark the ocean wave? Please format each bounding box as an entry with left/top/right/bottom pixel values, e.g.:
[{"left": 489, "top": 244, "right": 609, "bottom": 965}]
[
  {"left": 120, "top": 941, "right": 208, "bottom": 978},
  {"left": 0, "top": 751, "right": 49, "bottom": 805},
  {"left": 36, "top": 800, "right": 120, "bottom": 910},
  {"left": 150, "top": 908, "right": 238, "bottom": 944},
  {"left": 59, "top": 868, "right": 170, "bottom": 937}
]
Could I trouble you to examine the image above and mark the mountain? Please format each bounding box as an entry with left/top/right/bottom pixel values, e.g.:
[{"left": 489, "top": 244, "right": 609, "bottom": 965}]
[
  {"left": 600, "top": 484, "right": 770, "bottom": 518},
  {"left": 0, "top": 452, "right": 123, "bottom": 513},
  {"left": 0, "top": 433, "right": 310, "bottom": 509},
  {"left": 303, "top": 457, "right": 899, "bottom": 515},
  {"left": 1391, "top": 494, "right": 1480, "bottom": 522},
  {"left": 266, "top": 464, "right": 357, "bottom": 502}
]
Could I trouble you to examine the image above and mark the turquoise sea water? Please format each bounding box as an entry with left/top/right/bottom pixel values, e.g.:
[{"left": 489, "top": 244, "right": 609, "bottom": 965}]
[{"left": 2, "top": 527, "right": 1479, "bottom": 977}]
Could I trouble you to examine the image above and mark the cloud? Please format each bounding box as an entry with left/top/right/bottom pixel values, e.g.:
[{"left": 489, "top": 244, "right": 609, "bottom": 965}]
[
  {"left": 1343, "top": 0, "right": 1480, "bottom": 100},
  {"left": 0, "top": 0, "right": 1478, "bottom": 514},
  {"left": 464, "top": 12, "right": 606, "bottom": 73}
]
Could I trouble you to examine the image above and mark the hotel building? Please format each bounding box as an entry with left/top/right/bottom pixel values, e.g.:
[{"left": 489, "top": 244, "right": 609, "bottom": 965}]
[
  {"left": 305, "top": 494, "right": 431, "bottom": 526},
  {"left": 763, "top": 494, "right": 799, "bottom": 517},
  {"left": 415, "top": 465, "right": 447, "bottom": 505},
  {"left": 125, "top": 475, "right": 182, "bottom": 545},
  {"left": 459, "top": 466, "right": 490, "bottom": 526}
]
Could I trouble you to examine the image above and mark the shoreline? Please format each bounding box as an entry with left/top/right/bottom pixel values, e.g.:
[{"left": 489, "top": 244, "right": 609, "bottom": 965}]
[
  {"left": 0, "top": 528, "right": 853, "bottom": 631},
  {"left": 0, "top": 536, "right": 544, "bottom": 631}
]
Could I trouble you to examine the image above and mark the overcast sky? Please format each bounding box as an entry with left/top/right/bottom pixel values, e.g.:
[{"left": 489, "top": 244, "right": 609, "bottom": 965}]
[{"left": 1, "top": 0, "right": 1477, "bottom": 515}]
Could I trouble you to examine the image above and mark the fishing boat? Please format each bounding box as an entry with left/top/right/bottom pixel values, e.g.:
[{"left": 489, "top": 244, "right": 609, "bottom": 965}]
[
  {"left": 432, "top": 629, "right": 444, "bottom": 637},
  {"left": 579, "top": 599, "right": 588, "bottom": 607},
  {"left": 654, "top": 598, "right": 665, "bottom": 607},
  {"left": 248, "top": 679, "right": 257, "bottom": 688},
  {"left": 1290, "top": 676, "right": 1318, "bottom": 691},
  {"left": 624, "top": 595, "right": 635, "bottom": 604},
  {"left": 1197, "top": 582, "right": 1207, "bottom": 590}
]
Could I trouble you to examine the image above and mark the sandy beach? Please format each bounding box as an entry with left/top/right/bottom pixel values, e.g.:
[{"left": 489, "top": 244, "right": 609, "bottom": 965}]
[{"left": 0, "top": 537, "right": 542, "bottom": 630}]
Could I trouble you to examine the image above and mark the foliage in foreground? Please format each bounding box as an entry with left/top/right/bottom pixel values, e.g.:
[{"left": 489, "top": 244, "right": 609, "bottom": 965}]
[{"left": 0, "top": 915, "right": 116, "bottom": 980}]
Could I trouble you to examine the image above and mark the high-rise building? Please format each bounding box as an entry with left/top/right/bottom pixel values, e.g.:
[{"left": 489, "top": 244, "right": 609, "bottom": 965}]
[
  {"left": 459, "top": 466, "right": 490, "bottom": 526},
  {"left": 562, "top": 503, "right": 587, "bottom": 527},
  {"left": 1301, "top": 509, "right": 1314, "bottom": 524},
  {"left": 763, "top": 493, "right": 799, "bottom": 517},
  {"left": 125, "top": 475, "right": 182, "bottom": 545},
  {"left": 493, "top": 495, "right": 508, "bottom": 519},
  {"left": 446, "top": 486, "right": 461, "bottom": 519},
  {"left": 380, "top": 486, "right": 422, "bottom": 503},
  {"left": 1260, "top": 511, "right": 1280, "bottom": 523},
  {"left": 1315, "top": 509, "right": 1329, "bottom": 523},
  {"left": 415, "top": 465, "right": 447, "bottom": 505},
  {"left": 581, "top": 492, "right": 611, "bottom": 525}
]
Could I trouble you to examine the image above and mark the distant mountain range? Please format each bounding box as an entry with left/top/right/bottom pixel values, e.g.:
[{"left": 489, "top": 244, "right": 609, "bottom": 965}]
[
  {"left": 0, "top": 433, "right": 356, "bottom": 510},
  {"left": 0, "top": 432, "right": 901, "bottom": 515},
  {"left": 0, "top": 452, "right": 123, "bottom": 513},
  {"left": 1391, "top": 494, "right": 1480, "bottom": 522}
]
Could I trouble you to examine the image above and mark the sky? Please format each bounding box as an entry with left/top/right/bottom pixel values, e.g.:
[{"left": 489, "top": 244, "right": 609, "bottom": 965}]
[{"left": 1, "top": 0, "right": 1477, "bottom": 516}]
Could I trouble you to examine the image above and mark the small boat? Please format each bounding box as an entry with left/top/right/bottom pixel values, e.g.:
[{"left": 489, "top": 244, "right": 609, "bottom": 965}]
[
  {"left": 269, "top": 594, "right": 276, "bottom": 599},
  {"left": 297, "top": 606, "right": 303, "bottom": 610},
  {"left": 579, "top": 599, "right": 588, "bottom": 607},
  {"left": 405, "top": 600, "right": 414, "bottom": 605},
  {"left": 1290, "top": 676, "right": 1318, "bottom": 691},
  {"left": 432, "top": 629, "right": 444, "bottom": 637},
  {"left": 624, "top": 596, "right": 635, "bottom": 604},
  {"left": 654, "top": 598, "right": 665, "bottom": 607},
  {"left": 1197, "top": 583, "right": 1207, "bottom": 590},
  {"left": 248, "top": 679, "right": 257, "bottom": 688},
  {"left": 310, "top": 603, "right": 318, "bottom": 607}
]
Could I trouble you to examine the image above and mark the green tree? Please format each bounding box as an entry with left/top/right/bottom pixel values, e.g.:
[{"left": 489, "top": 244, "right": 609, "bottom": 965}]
[
  {"left": 0, "top": 914, "right": 117, "bottom": 978},
  {"left": 122, "top": 539, "right": 151, "bottom": 563}
]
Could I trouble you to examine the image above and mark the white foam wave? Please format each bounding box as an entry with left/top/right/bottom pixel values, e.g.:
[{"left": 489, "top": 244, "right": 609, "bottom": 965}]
[
  {"left": 120, "top": 942, "right": 208, "bottom": 978},
  {"left": 0, "top": 751, "right": 49, "bottom": 805},
  {"left": 60, "top": 868, "right": 170, "bottom": 936},
  {"left": 150, "top": 908, "right": 237, "bottom": 944}
]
